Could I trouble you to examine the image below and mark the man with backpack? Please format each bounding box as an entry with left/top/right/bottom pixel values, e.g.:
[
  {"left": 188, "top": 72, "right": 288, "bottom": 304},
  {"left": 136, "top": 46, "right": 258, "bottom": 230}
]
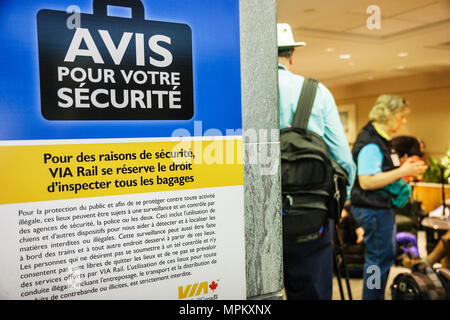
[{"left": 278, "top": 23, "right": 356, "bottom": 300}]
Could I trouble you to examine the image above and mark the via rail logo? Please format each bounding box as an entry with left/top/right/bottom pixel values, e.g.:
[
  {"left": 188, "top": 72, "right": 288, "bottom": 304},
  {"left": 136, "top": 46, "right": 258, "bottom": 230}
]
[{"left": 178, "top": 280, "right": 219, "bottom": 300}]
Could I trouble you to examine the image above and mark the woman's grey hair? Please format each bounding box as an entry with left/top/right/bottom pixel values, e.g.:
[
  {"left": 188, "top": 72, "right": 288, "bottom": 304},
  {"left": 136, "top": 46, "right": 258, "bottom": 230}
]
[{"left": 369, "top": 94, "right": 409, "bottom": 123}]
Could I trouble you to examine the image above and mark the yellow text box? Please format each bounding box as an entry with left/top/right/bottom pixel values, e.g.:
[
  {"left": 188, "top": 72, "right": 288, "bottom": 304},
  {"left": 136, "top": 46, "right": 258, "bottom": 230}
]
[{"left": 0, "top": 139, "right": 243, "bottom": 204}]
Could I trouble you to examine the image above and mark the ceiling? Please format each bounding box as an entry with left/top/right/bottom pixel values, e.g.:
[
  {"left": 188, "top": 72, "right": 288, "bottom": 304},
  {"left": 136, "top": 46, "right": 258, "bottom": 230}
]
[{"left": 277, "top": 0, "right": 450, "bottom": 87}]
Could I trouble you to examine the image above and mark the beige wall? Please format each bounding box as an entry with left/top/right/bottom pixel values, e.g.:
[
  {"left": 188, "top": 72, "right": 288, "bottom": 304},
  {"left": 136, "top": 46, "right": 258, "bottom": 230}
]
[{"left": 328, "top": 71, "right": 450, "bottom": 160}]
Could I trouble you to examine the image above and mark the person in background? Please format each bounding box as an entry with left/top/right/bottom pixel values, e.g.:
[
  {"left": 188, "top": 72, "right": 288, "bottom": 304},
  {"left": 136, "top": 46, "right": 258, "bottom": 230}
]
[
  {"left": 425, "top": 230, "right": 450, "bottom": 267},
  {"left": 391, "top": 135, "right": 424, "bottom": 182},
  {"left": 391, "top": 136, "right": 423, "bottom": 163},
  {"left": 340, "top": 204, "right": 365, "bottom": 245},
  {"left": 278, "top": 23, "right": 356, "bottom": 300},
  {"left": 351, "top": 94, "right": 427, "bottom": 300}
]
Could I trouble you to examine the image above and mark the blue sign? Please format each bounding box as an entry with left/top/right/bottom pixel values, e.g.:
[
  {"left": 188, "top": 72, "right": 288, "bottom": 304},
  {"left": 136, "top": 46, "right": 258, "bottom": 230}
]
[{"left": 0, "top": 0, "right": 242, "bottom": 139}]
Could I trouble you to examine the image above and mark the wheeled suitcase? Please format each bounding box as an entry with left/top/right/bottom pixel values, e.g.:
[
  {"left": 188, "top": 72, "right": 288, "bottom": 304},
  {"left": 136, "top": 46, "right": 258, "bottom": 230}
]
[{"left": 391, "top": 264, "right": 449, "bottom": 300}]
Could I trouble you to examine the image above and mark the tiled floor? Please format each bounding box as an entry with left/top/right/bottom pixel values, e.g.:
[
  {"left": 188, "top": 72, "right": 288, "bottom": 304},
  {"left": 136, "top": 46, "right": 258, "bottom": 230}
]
[{"left": 332, "top": 266, "right": 411, "bottom": 300}]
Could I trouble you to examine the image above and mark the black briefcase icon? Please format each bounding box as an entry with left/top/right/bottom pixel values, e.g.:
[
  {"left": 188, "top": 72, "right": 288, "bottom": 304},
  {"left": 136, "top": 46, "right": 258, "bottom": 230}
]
[{"left": 37, "top": 0, "right": 194, "bottom": 120}]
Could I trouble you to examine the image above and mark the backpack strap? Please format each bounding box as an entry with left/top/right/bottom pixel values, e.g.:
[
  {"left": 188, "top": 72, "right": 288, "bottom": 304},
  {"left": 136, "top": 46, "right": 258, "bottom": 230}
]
[{"left": 291, "top": 78, "right": 319, "bottom": 129}]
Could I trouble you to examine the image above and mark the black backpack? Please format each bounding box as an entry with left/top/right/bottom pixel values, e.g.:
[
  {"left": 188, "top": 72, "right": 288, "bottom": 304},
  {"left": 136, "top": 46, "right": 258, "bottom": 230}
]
[{"left": 280, "top": 78, "right": 349, "bottom": 244}]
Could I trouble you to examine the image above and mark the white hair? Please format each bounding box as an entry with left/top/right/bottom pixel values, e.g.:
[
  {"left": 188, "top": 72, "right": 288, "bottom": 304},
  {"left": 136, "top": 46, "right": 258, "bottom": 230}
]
[{"left": 369, "top": 94, "right": 408, "bottom": 123}]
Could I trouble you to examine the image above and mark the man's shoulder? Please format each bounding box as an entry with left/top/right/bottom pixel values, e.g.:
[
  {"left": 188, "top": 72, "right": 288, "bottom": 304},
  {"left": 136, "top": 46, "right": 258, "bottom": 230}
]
[
  {"left": 286, "top": 72, "right": 334, "bottom": 100},
  {"left": 278, "top": 71, "right": 304, "bottom": 96},
  {"left": 279, "top": 69, "right": 305, "bottom": 84},
  {"left": 315, "top": 81, "right": 334, "bottom": 100},
  {"left": 279, "top": 69, "right": 337, "bottom": 113}
]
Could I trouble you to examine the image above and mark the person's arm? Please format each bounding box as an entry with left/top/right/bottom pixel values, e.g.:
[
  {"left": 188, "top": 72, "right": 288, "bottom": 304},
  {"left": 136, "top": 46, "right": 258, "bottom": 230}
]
[
  {"left": 359, "top": 157, "right": 427, "bottom": 190},
  {"left": 359, "top": 168, "right": 405, "bottom": 190},
  {"left": 427, "top": 231, "right": 450, "bottom": 265},
  {"left": 343, "top": 206, "right": 365, "bottom": 244},
  {"left": 320, "top": 85, "right": 356, "bottom": 199}
]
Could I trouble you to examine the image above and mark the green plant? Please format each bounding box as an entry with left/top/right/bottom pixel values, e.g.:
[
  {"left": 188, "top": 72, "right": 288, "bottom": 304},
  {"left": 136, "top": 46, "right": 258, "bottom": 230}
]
[{"left": 423, "top": 147, "right": 450, "bottom": 184}]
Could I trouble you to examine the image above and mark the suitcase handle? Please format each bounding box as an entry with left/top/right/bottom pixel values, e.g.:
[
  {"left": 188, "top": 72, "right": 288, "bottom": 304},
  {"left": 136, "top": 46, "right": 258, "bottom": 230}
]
[{"left": 93, "top": 0, "right": 145, "bottom": 20}]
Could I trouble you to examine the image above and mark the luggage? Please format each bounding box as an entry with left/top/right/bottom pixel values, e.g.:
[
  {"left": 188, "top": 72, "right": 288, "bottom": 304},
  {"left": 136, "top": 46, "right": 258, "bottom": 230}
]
[
  {"left": 281, "top": 78, "right": 349, "bottom": 243},
  {"left": 391, "top": 263, "right": 449, "bottom": 300}
]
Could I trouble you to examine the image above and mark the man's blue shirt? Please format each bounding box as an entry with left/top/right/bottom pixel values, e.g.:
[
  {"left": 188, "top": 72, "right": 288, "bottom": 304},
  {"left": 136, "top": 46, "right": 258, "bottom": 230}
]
[{"left": 278, "top": 63, "right": 356, "bottom": 199}]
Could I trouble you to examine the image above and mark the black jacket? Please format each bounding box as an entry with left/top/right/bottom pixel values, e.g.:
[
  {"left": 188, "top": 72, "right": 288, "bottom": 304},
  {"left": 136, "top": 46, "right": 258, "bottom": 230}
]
[{"left": 351, "top": 122, "right": 398, "bottom": 209}]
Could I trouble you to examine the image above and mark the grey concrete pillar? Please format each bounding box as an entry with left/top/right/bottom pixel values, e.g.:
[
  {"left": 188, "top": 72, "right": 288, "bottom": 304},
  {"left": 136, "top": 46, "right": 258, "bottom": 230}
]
[{"left": 239, "top": 0, "right": 283, "bottom": 299}]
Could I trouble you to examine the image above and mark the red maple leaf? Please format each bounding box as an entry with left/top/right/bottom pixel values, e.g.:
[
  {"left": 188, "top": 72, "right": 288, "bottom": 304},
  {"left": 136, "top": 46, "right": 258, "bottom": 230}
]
[{"left": 209, "top": 281, "right": 218, "bottom": 292}]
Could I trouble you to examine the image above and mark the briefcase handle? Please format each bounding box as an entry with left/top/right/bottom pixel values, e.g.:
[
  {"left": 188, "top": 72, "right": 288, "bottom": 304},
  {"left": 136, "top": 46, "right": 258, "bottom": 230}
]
[{"left": 93, "top": 0, "right": 145, "bottom": 20}]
